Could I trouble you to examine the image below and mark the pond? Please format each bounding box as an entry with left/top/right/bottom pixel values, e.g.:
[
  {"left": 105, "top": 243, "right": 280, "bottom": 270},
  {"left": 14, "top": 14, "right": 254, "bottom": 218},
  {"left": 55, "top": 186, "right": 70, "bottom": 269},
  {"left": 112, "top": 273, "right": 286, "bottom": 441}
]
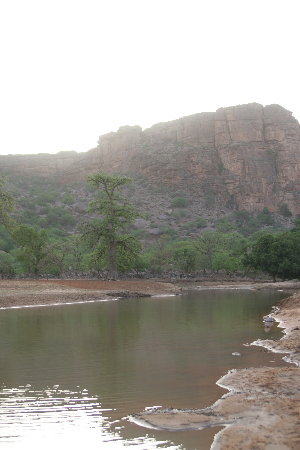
[{"left": 0, "top": 290, "right": 289, "bottom": 449}]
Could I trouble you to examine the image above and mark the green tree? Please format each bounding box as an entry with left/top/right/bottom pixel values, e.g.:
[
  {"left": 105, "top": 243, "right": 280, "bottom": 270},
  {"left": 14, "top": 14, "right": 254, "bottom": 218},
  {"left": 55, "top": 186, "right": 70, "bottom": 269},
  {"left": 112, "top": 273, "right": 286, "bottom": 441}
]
[
  {"left": 65, "top": 235, "right": 87, "bottom": 274},
  {"left": 139, "top": 237, "right": 174, "bottom": 273},
  {"left": 42, "top": 239, "right": 73, "bottom": 275},
  {"left": 256, "top": 207, "right": 274, "bottom": 226},
  {"left": 195, "top": 231, "right": 225, "bottom": 272},
  {"left": 0, "top": 251, "right": 15, "bottom": 276},
  {"left": 273, "top": 233, "right": 300, "bottom": 280},
  {"left": 244, "top": 233, "right": 279, "bottom": 281},
  {"left": 212, "top": 251, "right": 242, "bottom": 274},
  {"left": 172, "top": 241, "right": 198, "bottom": 273},
  {"left": 12, "top": 225, "right": 49, "bottom": 274},
  {"left": 291, "top": 217, "right": 300, "bottom": 232},
  {"left": 232, "top": 210, "right": 259, "bottom": 235},
  {"left": 0, "top": 225, "right": 15, "bottom": 252},
  {"left": 244, "top": 232, "right": 300, "bottom": 281},
  {"left": 211, "top": 232, "right": 247, "bottom": 274},
  {"left": 81, "top": 173, "right": 141, "bottom": 278},
  {"left": 0, "top": 178, "right": 14, "bottom": 228},
  {"left": 194, "top": 231, "right": 247, "bottom": 274},
  {"left": 215, "top": 216, "right": 236, "bottom": 233}
]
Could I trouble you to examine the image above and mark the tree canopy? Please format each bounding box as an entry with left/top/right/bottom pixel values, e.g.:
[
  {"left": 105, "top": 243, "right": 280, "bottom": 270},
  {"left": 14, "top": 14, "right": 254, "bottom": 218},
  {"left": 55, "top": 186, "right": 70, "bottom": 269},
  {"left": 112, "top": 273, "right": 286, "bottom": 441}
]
[
  {"left": 244, "top": 232, "right": 300, "bottom": 281},
  {"left": 0, "top": 178, "right": 14, "bottom": 228},
  {"left": 12, "top": 225, "right": 49, "bottom": 274},
  {"left": 81, "top": 173, "right": 141, "bottom": 278}
]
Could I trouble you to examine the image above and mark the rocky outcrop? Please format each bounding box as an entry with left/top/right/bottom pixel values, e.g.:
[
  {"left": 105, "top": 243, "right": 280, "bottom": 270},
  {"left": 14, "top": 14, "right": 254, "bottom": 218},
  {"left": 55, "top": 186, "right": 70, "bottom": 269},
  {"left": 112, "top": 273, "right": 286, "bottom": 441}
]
[
  {"left": 215, "top": 104, "right": 300, "bottom": 214},
  {"left": 80, "top": 103, "right": 300, "bottom": 214},
  {"left": 1, "top": 103, "right": 300, "bottom": 215}
]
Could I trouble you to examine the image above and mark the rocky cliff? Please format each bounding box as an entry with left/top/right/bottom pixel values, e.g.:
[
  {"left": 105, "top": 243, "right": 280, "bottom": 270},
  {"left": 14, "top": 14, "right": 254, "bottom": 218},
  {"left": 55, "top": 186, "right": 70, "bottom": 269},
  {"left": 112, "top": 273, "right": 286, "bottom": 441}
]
[{"left": 1, "top": 103, "right": 300, "bottom": 215}]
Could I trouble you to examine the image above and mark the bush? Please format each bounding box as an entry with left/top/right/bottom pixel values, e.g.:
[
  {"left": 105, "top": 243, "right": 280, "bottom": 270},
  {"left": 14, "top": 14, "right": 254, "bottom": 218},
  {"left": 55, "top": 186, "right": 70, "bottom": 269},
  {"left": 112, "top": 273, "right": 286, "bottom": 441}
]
[
  {"left": 61, "top": 193, "right": 74, "bottom": 205},
  {"left": 193, "top": 217, "right": 207, "bottom": 228},
  {"left": 36, "top": 192, "right": 56, "bottom": 205},
  {"left": 232, "top": 211, "right": 261, "bottom": 235},
  {"left": 159, "top": 226, "right": 178, "bottom": 238},
  {"left": 46, "top": 207, "right": 76, "bottom": 227},
  {"left": 172, "top": 209, "right": 187, "bottom": 220},
  {"left": 185, "top": 217, "right": 207, "bottom": 231},
  {"left": 171, "top": 197, "right": 189, "bottom": 208},
  {"left": 0, "top": 251, "right": 15, "bottom": 275},
  {"left": 215, "top": 217, "right": 236, "bottom": 232},
  {"left": 257, "top": 208, "right": 275, "bottom": 226},
  {"left": 278, "top": 203, "right": 292, "bottom": 217}
]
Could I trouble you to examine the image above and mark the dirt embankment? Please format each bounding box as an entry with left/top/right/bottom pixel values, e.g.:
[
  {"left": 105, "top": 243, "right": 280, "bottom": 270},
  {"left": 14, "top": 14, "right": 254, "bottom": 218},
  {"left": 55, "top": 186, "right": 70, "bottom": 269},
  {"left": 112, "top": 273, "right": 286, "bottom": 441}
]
[
  {"left": 0, "top": 279, "right": 181, "bottom": 308},
  {"left": 176, "top": 279, "right": 300, "bottom": 291},
  {"left": 131, "top": 292, "right": 300, "bottom": 450}
]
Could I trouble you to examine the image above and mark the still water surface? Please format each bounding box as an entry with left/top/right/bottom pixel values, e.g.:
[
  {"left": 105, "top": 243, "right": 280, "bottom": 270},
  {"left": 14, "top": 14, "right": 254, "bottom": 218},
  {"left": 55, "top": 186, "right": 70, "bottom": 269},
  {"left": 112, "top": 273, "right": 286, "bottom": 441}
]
[{"left": 0, "top": 290, "right": 289, "bottom": 449}]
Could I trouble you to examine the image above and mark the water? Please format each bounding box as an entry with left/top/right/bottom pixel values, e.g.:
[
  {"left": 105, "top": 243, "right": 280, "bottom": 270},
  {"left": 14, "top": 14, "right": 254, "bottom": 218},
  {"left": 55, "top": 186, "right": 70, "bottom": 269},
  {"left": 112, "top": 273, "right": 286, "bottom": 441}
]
[{"left": 0, "top": 290, "right": 289, "bottom": 449}]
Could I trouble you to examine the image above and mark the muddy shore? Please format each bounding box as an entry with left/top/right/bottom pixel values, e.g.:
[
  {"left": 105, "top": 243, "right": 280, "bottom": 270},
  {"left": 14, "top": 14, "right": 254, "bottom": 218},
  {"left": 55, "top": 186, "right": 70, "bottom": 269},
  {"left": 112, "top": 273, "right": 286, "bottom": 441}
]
[
  {"left": 130, "top": 287, "right": 300, "bottom": 450},
  {"left": 0, "top": 279, "right": 181, "bottom": 308},
  {"left": 0, "top": 279, "right": 299, "bottom": 448}
]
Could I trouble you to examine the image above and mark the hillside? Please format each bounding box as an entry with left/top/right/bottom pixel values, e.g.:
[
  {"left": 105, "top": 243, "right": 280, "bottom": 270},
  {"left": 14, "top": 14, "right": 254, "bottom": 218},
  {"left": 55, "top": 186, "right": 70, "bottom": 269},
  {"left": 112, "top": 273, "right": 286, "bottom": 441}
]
[{"left": 0, "top": 103, "right": 299, "bottom": 241}]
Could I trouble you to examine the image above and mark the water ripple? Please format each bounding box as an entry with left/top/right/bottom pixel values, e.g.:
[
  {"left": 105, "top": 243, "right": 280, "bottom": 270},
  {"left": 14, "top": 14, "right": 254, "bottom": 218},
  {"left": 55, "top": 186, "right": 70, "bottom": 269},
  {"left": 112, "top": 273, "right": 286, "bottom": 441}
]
[{"left": 0, "top": 385, "right": 180, "bottom": 449}]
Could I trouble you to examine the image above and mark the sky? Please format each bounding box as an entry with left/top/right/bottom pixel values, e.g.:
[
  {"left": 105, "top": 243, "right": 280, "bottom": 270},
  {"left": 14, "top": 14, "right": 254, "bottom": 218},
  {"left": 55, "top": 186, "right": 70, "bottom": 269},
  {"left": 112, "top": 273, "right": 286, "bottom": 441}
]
[{"left": 0, "top": 0, "right": 299, "bottom": 155}]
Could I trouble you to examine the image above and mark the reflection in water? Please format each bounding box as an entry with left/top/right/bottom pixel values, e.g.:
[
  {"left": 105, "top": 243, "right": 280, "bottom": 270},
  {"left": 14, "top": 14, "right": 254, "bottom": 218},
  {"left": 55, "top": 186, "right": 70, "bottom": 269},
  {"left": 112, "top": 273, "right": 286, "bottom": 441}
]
[
  {"left": 263, "top": 315, "right": 275, "bottom": 333},
  {"left": 0, "top": 385, "right": 179, "bottom": 449},
  {"left": 0, "top": 290, "right": 289, "bottom": 449}
]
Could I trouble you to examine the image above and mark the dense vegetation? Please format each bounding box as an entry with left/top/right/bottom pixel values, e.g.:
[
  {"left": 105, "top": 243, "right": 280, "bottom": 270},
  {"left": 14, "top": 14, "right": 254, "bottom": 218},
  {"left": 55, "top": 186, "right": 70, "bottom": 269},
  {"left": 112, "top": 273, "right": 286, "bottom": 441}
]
[{"left": 0, "top": 174, "right": 299, "bottom": 280}]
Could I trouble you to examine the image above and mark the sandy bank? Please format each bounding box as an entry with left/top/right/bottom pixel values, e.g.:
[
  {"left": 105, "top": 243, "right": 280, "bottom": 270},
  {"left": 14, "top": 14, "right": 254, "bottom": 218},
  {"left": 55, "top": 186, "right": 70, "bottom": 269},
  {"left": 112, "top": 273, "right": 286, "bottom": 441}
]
[
  {"left": 0, "top": 279, "right": 181, "bottom": 308},
  {"left": 130, "top": 292, "right": 300, "bottom": 449},
  {"left": 178, "top": 279, "right": 300, "bottom": 291}
]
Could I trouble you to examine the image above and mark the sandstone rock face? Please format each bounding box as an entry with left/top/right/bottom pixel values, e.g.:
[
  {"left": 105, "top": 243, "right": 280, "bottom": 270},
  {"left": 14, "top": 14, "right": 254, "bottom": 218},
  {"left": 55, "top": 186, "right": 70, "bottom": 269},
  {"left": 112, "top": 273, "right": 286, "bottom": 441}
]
[{"left": 1, "top": 103, "right": 299, "bottom": 215}]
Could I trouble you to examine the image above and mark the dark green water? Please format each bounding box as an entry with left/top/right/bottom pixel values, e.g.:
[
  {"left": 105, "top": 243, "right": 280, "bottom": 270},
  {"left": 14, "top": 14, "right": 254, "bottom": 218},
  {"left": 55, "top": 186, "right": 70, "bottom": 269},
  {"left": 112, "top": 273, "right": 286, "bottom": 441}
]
[{"left": 0, "top": 290, "right": 289, "bottom": 449}]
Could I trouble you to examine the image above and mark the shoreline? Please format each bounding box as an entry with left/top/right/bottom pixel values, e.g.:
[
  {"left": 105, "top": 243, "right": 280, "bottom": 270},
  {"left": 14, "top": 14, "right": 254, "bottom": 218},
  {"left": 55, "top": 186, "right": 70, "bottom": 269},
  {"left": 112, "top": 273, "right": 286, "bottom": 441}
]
[
  {"left": 251, "top": 293, "right": 300, "bottom": 367},
  {"left": 0, "top": 279, "right": 182, "bottom": 309},
  {"left": 130, "top": 290, "right": 300, "bottom": 449},
  {"left": 1, "top": 279, "right": 299, "bottom": 310},
  {"left": 1, "top": 279, "right": 299, "bottom": 448}
]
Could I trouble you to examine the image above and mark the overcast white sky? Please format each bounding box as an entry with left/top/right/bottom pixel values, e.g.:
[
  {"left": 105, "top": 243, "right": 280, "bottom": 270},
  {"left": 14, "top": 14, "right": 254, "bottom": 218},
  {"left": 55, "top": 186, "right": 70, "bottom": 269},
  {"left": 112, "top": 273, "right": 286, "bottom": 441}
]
[{"left": 0, "top": 0, "right": 299, "bottom": 155}]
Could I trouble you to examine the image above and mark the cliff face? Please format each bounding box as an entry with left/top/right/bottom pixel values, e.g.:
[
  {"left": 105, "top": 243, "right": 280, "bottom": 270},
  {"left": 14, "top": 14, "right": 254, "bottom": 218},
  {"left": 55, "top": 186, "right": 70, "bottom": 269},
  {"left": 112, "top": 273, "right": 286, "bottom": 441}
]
[
  {"left": 215, "top": 104, "right": 300, "bottom": 214},
  {"left": 1, "top": 103, "right": 300, "bottom": 215},
  {"left": 80, "top": 103, "right": 300, "bottom": 214}
]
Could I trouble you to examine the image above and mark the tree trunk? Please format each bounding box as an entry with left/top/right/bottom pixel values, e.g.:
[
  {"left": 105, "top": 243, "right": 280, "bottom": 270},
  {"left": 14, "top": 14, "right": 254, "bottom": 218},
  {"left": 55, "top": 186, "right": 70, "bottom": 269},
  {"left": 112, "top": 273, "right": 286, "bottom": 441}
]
[{"left": 108, "top": 240, "right": 118, "bottom": 280}]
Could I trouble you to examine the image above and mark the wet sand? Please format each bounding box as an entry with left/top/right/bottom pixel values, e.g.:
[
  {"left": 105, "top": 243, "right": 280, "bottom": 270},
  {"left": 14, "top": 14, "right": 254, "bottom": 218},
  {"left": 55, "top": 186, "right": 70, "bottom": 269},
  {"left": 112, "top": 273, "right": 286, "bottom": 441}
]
[
  {"left": 0, "top": 279, "right": 181, "bottom": 308},
  {"left": 130, "top": 291, "right": 300, "bottom": 449}
]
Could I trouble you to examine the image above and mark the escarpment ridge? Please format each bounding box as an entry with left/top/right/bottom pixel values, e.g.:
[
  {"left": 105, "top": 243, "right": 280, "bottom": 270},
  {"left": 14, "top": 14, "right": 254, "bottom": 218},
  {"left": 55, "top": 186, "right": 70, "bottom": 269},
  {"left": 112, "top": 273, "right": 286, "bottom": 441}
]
[{"left": 1, "top": 103, "right": 300, "bottom": 215}]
